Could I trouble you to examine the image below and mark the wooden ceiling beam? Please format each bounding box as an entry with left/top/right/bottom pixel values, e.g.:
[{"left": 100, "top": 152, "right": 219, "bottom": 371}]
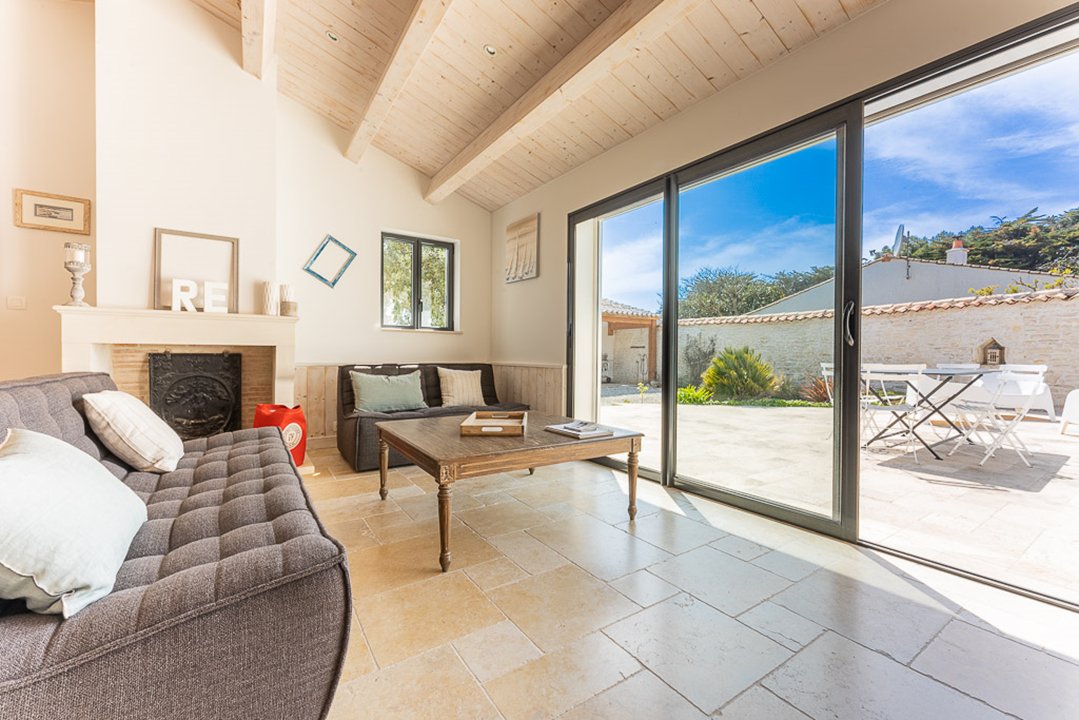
[
  {"left": 241, "top": 0, "right": 278, "bottom": 79},
  {"left": 345, "top": 0, "right": 452, "bottom": 163},
  {"left": 424, "top": 0, "right": 707, "bottom": 204}
]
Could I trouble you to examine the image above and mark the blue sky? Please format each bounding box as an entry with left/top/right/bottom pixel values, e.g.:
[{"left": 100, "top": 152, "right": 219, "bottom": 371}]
[{"left": 600, "top": 50, "right": 1079, "bottom": 313}]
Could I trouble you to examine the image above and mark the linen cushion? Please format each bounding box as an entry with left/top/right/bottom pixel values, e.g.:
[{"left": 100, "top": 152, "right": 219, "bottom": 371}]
[
  {"left": 350, "top": 370, "right": 427, "bottom": 412},
  {"left": 437, "top": 367, "right": 486, "bottom": 407},
  {"left": 83, "top": 390, "right": 184, "bottom": 473},
  {"left": 0, "top": 428, "right": 147, "bottom": 617}
]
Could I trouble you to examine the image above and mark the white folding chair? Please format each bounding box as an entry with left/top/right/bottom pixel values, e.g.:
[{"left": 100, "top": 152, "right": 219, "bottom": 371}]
[
  {"left": 861, "top": 364, "right": 928, "bottom": 462},
  {"left": 820, "top": 362, "right": 835, "bottom": 404},
  {"left": 948, "top": 371, "right": 1045, "bottom": 467},
  {"left": 1000, "top": 364, "right": 1056, "bottom": 420}
]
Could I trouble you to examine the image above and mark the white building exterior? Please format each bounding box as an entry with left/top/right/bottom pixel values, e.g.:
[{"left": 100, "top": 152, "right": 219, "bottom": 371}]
[{"left": 748, "top": 255, "right": 1064, "bottom": 315}]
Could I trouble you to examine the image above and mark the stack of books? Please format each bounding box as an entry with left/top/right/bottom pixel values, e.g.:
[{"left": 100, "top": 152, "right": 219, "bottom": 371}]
[{"left": 545, "top": 420, "right": 614, "bottom": 439}]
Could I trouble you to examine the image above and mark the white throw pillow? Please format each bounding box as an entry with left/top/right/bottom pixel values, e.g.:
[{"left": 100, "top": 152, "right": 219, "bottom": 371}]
[
  {"left": 83, "top": 390, "right": 184, "bottom": 473},
  {"left": 0, "top": 428, "right": 148, "bottom": 617},
  {"left": 438, "top": 367, "right": 486, "bottom": 407}
]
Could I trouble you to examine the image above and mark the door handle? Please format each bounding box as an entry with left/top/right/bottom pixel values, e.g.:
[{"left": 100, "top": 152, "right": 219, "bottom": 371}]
[{"left": 843, "top": 300, "right": 856, "bottom": 347}]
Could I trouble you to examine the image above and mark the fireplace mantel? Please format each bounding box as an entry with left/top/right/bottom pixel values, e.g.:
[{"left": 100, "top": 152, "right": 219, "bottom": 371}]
[{"left": 54, "top": 306, "right": 298, "bottom": 404}]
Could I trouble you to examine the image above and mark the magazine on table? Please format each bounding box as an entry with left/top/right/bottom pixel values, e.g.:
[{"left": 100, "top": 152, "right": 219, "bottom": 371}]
[{"left": 545, "top": 419, "right": 614, "bottom": 439}]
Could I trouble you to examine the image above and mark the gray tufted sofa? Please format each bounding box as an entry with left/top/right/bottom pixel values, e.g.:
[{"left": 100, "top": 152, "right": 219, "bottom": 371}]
[{"left": 0, "top": 372, "right": 351, "bottom": 720}]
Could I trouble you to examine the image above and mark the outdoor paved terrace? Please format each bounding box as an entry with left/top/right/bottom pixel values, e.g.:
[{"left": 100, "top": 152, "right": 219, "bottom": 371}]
[{"left": 600, "top": 400, "right": 1079, "bottom": 605}]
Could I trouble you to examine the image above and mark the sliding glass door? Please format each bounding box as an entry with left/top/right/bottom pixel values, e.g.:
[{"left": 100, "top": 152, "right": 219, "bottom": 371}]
[
  {"left": 569, "top": 107, "right": 861, "bottom": 538},
  {"left": 674, "top": 132, "right": 841, "bottom": 519},
  {"left": 670, "top": 107, "right": 861, "bottom": 536}
]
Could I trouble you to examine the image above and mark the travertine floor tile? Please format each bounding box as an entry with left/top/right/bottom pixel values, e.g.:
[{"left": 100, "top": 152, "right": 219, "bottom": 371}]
[
  {"left": 609, "top": 569, "right": 680, "bottom": 607},
  {"left": 713, "top": 686, "right": 809, "bottom": 719},
  {"left": 764, "top": 632, "right": 1008, "bottom": 719},
  {"left": 710, "top": 535, "right": 771, "bottom": 561},
  {"left": 328, "top": 644, "right": 499, "bottom": 720},
  {"left": 649, "top": 546, "right": 790, "bottom": 615},
  {"left": 348, "top": 525, "right": 500, "bottom": 599},
  {"left": 452, "top": 619, "right": 542, "bottom": 683},
  {"left": 464, "top": 557, "right": 528, "bottom": 591},
  {"left": 736, "top": 602, "right": 824, "bottom": 652},
  {"left": 357, "top": 572, "right": 504, "bottom": 666},
  {"left": 560, "top": 670, "right": 708, "bottom": 720},
  {"left": 322, "top": 517, "right": 378, "bottom": 551},
  {"left": 367, "top": 514, "right": 465, "bottom": 545},
  {"left": 912, "top": 619, "right": 1079, "bottom": 719},
  {"left": 338, "top": 611, "right": 376, "bottom": 683},
  {"left": 484, "top": 633, "right": 640, "bottom": 720},
  {"left": 457, "top": 498, "right": 552, "bottom": 537},
  {"left": 770, "top": 564, "right": 953, "bottom": 663},
  {"left": 488, "top": 565, "right": 639, "bottom": 651},
  {"left": 488, "top": 530, "right": 569, "bottom": 574},
  {"left": 527, "top": 515, "right": 671, "bottom": 581},
  {"left": 605, "top": 594, "right": 791, "bottom": 713},
  {"left": 751, "top": 549, "right": 821, "bottom": 582},
  {"left": 616, "top": 511, "right": 727, "bottom": 554}
]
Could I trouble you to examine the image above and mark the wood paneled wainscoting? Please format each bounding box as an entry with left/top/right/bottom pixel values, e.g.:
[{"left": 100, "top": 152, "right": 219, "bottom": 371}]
[
  {"left": 492, "top": 363, "right": 566, "bottom": 416},
  {"left": 294, "top": 365, "right": 339, "bottom": 450},
  {"left": 295, "top": 363, "right": 567, "bottom": 452}
]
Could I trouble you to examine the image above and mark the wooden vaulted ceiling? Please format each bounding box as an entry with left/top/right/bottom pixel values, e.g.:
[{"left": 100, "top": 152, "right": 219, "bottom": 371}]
[{"left": 191, "top": 0, "right": 885, "bottom": 210}]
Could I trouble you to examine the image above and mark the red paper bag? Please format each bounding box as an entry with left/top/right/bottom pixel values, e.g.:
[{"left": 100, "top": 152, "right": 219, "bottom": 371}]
[{"left": 254, "top": 404, "right": 307, "bottom": 465}]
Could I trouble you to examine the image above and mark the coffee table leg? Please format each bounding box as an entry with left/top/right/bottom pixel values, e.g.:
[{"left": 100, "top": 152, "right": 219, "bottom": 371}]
[
  {"left": 438, "top": 482, "right": 452, "bottom": 572},
  {"left": 378, "top": 437, "right": 389, "bottom": 501},
  {"left": 627, "top": 443, "right": 639, "bottom": 521}
]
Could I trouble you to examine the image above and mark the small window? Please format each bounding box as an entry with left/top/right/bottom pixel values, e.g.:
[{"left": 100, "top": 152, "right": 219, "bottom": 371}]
[{"left": 381, "top": 233, "right": 455, "bottom": 330}]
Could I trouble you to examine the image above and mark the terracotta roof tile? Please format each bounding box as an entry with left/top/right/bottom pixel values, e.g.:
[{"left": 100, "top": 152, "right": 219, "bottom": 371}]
[{"left": 678, "top": 288, "right": 1078, "bottom": 326}]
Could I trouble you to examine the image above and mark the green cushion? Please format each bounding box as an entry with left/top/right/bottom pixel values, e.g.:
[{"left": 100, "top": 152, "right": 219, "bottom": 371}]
[{"left": 350, "top": 370, "right": 428, "bottom": 413}]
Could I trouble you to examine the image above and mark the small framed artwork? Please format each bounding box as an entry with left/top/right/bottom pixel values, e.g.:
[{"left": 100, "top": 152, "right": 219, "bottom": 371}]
[
  {"left": 153, "top": 228, "right": 239, "bottom": 312},
  {"left": 505, "top": 213, "right": 539, "bottom": 283},
  {"left": 304, "top": 234, "right": 356, "bottom": 288},
  {"left": 13, "top": 189, "right": 91, "bottom": 235}
]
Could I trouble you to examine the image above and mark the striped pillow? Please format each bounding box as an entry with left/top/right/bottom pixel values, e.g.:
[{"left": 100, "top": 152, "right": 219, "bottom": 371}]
[{"left": 83, "top": 391, "right": 184, "bottom": 473}]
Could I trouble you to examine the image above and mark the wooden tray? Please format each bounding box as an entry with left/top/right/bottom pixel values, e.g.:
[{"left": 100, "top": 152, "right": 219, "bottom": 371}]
[{"left": 460, "top": 411, "right": 527, "bottom": 436}]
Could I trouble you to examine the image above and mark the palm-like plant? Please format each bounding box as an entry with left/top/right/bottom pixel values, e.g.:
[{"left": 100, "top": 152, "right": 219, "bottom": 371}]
[{"left": 701, "top": 347, "right": 778, "bottom": 401}]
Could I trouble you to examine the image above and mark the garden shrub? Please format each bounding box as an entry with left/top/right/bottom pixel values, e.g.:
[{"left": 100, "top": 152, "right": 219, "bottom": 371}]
[{"left": 701, "top": 346, "right": 779, "bottom": 400}]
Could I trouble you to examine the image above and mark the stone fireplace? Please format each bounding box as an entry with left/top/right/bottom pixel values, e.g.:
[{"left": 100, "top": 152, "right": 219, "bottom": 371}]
[
  {"left": 54, "top": 307, "right": 297, "bottom": 430},
  {"left": 148, "top": 351, "right": 242, "bottom": 439}
]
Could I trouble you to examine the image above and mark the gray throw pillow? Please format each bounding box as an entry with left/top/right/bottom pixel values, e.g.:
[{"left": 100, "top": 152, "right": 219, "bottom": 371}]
[{"left": 350, "top": 370, "right": 428, "bottom": 413}]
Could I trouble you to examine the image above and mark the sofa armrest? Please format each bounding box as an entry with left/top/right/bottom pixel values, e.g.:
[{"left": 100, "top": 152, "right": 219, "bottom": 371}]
[{"left": 337, "top": 412, "right": 358, "bottom": 470}]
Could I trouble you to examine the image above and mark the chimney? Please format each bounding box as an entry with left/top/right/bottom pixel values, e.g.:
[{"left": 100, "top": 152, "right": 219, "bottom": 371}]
[{"left": 946, "top": 238, "right": 969, "bottom": 265}]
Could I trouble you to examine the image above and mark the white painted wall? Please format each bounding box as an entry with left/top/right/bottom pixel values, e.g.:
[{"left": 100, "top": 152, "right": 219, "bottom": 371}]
[
  {"left": 275, "top": 97, "right": 492, "bottom": 364},
  {"left": 0, "top": 0, "right": 95, "bottom": 381},
  {"left": 95, "top": 0, "right": 277, "bottom": 314},
  {"left": 489, "top": 0, "right": 1076, "bottom": 366},
  {"left": 91, "top": 0, "right": 492, "bottom": 366}
]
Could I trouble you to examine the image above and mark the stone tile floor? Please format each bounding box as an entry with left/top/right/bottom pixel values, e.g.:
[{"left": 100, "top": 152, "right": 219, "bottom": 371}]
[
  {"left": 601, "top": 403, "right": 1079, "bottom": 605},
  {"left": 308, "top": 448, "right": 1079, "bottom": 720}
]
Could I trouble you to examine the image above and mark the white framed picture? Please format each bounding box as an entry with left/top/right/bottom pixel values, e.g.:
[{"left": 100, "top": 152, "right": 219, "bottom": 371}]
[
  {"left": 505, "top": 214, "right": 539, "bottom": 283},
  {"left": 153, "top": 228, "right": 239, "bottom": 312},
  {"left": 13, "top": 189, "right": 91, "bottom": 235}
]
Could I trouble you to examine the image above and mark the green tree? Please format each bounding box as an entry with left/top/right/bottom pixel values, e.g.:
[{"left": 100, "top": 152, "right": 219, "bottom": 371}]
[
  {"left": 677, "top": 265, "right": 835, "bottom": 318},
  {"left": 382, "top": 238, "right": 413, "bottom": 325},
  {"left": 869, "top": 207, "right": 1079, "bottom": 276},
  {"left": 420, "top": 244, "right": 449, "bottom": 328}
]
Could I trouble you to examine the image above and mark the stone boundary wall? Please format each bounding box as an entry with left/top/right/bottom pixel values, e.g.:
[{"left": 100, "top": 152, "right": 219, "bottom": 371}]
[{"left": 677, "top": 298, "right": 1078, "bottom": 410}]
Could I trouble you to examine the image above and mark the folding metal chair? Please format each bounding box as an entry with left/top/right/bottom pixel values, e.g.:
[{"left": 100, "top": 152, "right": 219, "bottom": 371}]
[{"left": 947, "top": 371, "right": 1045, "bottom": 467}]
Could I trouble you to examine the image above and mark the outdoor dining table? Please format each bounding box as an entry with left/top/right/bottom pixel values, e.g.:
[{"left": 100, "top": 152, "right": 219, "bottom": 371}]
[{"left": 864, "top": 367, "right": 1001, "bottom": 460}]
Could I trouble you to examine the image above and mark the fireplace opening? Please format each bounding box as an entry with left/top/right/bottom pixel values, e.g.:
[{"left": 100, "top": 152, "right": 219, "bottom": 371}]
[{"left": 149, "top": 351, "right": 242, "bottom": 440}]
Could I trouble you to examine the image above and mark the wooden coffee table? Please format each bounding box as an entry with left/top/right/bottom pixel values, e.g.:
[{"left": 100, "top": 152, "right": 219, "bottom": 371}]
[{"left": 376, "top": 413, "right": 643, "bottom": 572}]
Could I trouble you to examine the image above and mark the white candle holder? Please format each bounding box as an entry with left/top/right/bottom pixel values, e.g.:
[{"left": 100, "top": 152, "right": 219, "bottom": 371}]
[{"left": 63, "top": 241, "right": 91, "bottom": 306}]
